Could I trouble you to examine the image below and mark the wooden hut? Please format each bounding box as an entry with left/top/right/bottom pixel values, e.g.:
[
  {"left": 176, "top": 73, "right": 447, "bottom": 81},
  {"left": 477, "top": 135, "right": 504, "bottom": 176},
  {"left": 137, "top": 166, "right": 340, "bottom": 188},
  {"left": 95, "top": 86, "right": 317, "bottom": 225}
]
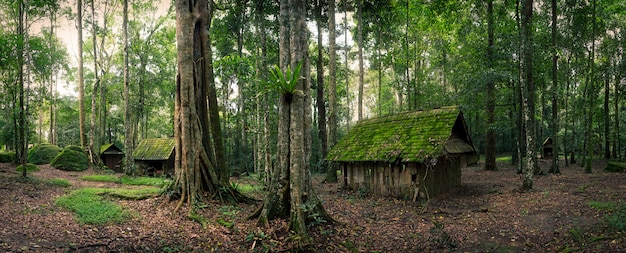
[
  {"left": 133, "top": 138, "right": 175, "bottom": 176},
  {"left": 327, "top": 106, "right": 478, "bottom": 201},
  {"left": 100, "top": 143, "right": 125, "bottom": 173},
  {"left": 542, "top": 137, "right": 553, "bottom": 159}
]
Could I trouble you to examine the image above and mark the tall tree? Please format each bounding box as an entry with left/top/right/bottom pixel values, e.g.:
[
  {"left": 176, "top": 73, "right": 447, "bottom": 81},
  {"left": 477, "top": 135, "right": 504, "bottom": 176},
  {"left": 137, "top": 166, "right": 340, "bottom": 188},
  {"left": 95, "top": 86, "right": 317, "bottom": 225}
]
[
  {"left": 314, "top": 0, "right": 327, "bottom": 170},
  {"left": 123, "top": 0, "right": 134, "bottom": 175},
  {"left": 584, "top": 0, "right": 596, "bottom": 174},
  {"left": 326, "top": 0, "right": 338, "bottom": 183},
  {"left": 171, "top": 0, "right": 249, "bottom": 213},
  {"left": 357, "top": 0, "right": 363, "bottom": 120},
  {"left": 77, "top": 0, "right": 86, "bottom": 147},
  {"left": 252, "top": 0, "right": 332, "bottom": 245},
  {"left": 520, "top": 0, "right": 536, "bottom": 190},
  {"left": 548, "top": 0, "right": 560, "bottom": 174},
  {"left": 484, "top": 0, "right": 497, "bottom": 171}
]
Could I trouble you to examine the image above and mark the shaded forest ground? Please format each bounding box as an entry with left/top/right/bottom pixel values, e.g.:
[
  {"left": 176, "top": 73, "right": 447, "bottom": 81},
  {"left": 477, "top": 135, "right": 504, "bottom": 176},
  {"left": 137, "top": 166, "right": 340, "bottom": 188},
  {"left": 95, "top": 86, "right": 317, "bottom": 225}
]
[{"left": 0, "top": 158, "right": 625, "bottom": 252}]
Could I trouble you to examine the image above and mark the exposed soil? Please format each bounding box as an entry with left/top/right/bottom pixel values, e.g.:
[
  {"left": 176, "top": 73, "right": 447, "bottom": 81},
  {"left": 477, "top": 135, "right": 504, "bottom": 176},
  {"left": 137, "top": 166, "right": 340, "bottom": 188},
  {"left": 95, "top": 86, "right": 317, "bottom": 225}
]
[{"left": 0, "top": 159, "right": 624, "bottom": 252}]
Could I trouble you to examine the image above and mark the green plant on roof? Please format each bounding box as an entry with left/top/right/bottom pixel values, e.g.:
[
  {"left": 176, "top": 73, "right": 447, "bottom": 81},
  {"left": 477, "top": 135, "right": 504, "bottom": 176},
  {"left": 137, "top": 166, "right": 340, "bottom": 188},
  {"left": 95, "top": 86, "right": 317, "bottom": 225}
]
[
  {"left": 51, "top": 146, "right": 89, "bottom": 171},
  {"left": 28, "top": 143, "right": 63, "bottom": 164},
  {"left": 267, "top": 61, "right": 302, "bottom": 95}
]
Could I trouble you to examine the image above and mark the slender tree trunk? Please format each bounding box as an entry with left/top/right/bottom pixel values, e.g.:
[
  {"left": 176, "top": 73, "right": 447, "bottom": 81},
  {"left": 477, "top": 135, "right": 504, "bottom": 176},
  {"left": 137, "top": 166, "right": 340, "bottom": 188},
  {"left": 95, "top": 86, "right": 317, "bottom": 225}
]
[
  {"left": 584, "top": 0, "right": 596, "bottom": 174},
  {"left": 314, "top": 0, "right": 327, "bottom": 166},
  {"left": 344, "top": 5, "right": 350, "bottom": 130},
  {"left": 89, "top": 0, "right": 101, "bottom": 169},
  {"left": 614, "top": 76, "right": 620, "bottom": 159},
  {"left": 78, "top": 0, "right": 86, "bottom": 147},
  {"left": 520, "top": 0, "right": 536, "bottom": 190},
  {"left": 357, "top": 0, "right": 363, "bottom": 120},
  {"left": 604, "top": 76, "right": 610, "bottom": 159},
  {"left": 549, "top": 0, "right": 560, "bottom": 174},
  {"left": 326, "top": 0, "right": 338, "bottom": 183},
  {"left": 17, "top": 0, "right": 28, "bottom": 177},
  {"left": 485, "top": 0, "right": 497, "bottom": 171},
  {"left": 48, "top": 11, "right": 56, "bottom": 145},
  {"left": 123, "top": 0, "right": 134, "bottom": 175}
]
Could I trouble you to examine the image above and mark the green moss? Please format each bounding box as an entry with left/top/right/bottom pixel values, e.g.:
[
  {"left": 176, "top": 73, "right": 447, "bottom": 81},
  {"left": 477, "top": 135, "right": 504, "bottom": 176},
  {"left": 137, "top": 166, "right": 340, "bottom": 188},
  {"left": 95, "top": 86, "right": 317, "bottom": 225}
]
[
  {"left": 16, "top": 163, "right": 40, "bottom": 172},
  {"left": 55, "top": 188, "right": 129, "bottom": 224},
  {"left": 605, "top": 161, "right": 626, "bottom": 173},
  {"left": 133, "top": 138, "right": 175, "bottom": 160},
  {"left": 28, "top": 144, "right": 63, "bottom": 164},
  {"left": 51, "top": 147, "right": 89, "bottom": 171},
  {"left": 0, "top": 151, "right": 16, "bottom": 163},
  {"left": 327, "top": 106, "right": 468, "bottom": 162}
]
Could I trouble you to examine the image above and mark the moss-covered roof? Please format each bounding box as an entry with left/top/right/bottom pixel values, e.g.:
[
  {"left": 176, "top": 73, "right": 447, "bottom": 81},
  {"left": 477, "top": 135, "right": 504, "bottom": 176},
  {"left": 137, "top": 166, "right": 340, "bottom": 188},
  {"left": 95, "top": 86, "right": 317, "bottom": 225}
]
[
  {"left": 133, "top": 138, "right": 175, "bottom": 161},
  {"left": 327, "top": 106, "right": 475, "bottom": 162},
  {"left": 100, "top": 143, "right": 124, "bottom": 155}
]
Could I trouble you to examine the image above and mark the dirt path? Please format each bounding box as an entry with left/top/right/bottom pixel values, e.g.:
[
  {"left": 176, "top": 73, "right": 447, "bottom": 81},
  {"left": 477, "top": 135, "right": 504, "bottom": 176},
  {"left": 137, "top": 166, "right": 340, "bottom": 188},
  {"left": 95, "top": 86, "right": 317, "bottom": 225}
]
[{"left": 0, "top": 160, "right": 624, "bottom": 252}]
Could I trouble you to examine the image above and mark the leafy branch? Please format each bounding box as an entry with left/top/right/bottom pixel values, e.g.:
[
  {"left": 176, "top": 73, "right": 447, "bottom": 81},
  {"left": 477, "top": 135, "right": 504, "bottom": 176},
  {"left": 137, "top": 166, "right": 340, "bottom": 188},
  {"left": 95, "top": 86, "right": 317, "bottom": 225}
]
[{"left": 267, "top": 62, "right": 303, "bottom": 95}]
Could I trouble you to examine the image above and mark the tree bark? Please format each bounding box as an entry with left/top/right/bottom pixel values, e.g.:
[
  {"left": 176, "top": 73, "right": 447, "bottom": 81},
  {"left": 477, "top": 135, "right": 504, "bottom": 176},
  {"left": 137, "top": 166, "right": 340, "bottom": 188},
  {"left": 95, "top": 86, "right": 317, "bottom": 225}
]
[
  {"left": 520, "top": 0, "right": 536, "bottom": 190},
  {"left": 123, "top": 0, "right": 134, "bottom": 175},
  {"left": 315, "top": 0, "right": 328, "bottom": 169},
  {"left": 357, "top": 0, "right": 364, "bottom": 121},
  {"left": 78, "top": 0, "right": 86, "bottom": 147},
  {"left": 485, "top": 0, "right": 497, "bottom": 171},
  {"left": 584, "top": 0, "right": 596, "bottom": 174},
  {"left": 548, "top": 0, "right": 560, "bottom": 174},
  {"left": 326, "top": 0, "right": 338, "bottom": 183}
]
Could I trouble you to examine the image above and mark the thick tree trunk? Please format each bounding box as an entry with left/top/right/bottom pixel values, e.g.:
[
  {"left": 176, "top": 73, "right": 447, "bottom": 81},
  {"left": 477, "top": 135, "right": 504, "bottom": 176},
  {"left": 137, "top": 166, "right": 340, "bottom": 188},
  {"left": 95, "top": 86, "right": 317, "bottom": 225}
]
[
  {"left": 315, "top": 0, "right": 327, "bottom": 168},
  {"left": 485, "top": 0, "right": 497, "bottom": 171}
]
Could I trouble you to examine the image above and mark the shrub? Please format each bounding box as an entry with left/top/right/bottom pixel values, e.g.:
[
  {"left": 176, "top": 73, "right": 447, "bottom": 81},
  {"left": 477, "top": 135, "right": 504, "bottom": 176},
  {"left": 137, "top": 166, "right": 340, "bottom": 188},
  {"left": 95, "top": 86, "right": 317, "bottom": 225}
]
[
  {"left": 0, "top": 151, "right": 16, "bottom": 163},
  {"left": 28, "top": 144, "right": 63, "bottom": 164},
  {"left": 51, "top": 147, "right": 89, "bottom": 171},
  {"left": 16, "top": 163, "right": 40, "bottom": 172}
]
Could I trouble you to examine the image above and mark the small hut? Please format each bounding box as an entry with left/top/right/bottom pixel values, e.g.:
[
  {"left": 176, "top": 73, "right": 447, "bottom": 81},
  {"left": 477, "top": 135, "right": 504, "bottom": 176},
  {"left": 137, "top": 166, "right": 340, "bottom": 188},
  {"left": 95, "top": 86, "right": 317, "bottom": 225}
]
[
  {"left": 327, "top": 106, "right": 477, "bottom": 201},
  {"left": 100, "top": 143, "right": 125, "bottom": 173},
  {"left": 133, "top": 138, "right": 175, "bottom": 176},
  {"left": 542, "top": 137, "right": 553, "bottom": 159}
]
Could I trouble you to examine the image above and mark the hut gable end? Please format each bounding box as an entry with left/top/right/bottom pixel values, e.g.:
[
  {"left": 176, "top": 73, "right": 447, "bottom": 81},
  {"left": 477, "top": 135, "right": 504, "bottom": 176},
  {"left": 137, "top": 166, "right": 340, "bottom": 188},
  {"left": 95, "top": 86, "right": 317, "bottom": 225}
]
[{"left": 327, "top": 106, "right": 475, "bottom": 163}]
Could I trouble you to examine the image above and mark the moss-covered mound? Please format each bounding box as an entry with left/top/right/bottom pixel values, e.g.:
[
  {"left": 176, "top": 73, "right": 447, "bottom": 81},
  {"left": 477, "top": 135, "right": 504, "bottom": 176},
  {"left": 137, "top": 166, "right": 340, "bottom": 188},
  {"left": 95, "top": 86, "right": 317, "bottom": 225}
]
[
  {"left": 28, "top": 144, "right": 63, "bottom": 164},
  {"left": 605, "top": 161, "right": 626, "bottom": 173},
  {"left": 0, "top": 151, "right": 16, "bottom": 163},
  {"left": 51, "top": 146, "right": 89, "bottom": 171},
  {"left": 65, "top": 145, "right": 87, "bottom": 153},
  {"left": 16, "top": 163, "right": 40, "bottom": 172}
]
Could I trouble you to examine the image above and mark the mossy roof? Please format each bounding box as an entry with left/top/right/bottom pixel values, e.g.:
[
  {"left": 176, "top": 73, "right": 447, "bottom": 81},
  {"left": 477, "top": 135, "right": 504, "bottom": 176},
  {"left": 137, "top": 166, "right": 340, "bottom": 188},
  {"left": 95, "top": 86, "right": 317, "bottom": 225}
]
[
  {"left": 100, "top": 143, "right": 124, "bottom": 155},
  {"left": 327, "top": 106, "right": 475, "bottom": 163},
  {"left": 133, "top": 138, "right": 175, "bottom": 161}
]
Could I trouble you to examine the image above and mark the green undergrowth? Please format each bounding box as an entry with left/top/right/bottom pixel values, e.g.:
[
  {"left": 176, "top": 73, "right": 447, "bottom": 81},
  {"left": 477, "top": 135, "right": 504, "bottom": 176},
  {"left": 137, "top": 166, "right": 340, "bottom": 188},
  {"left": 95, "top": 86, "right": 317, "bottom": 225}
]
[
  {"left": 46, "top": 178, "right": 71, "bottom": 187},
  {"left": 16, "top": 163, "right": 39, "bottom": 172},
  {"left": 589, "top": 201, "right": 626, "bottom": 232},
  {"left": 55, "top": 187, "right": 160, "bottom": 224},
  {"left": 80, "top": 174, "right": 169, "bottom": 187}
]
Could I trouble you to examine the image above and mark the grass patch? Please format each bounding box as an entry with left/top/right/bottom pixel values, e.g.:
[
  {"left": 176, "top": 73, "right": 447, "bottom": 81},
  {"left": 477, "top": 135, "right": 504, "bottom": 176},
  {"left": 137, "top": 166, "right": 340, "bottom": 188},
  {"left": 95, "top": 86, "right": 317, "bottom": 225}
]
[
  {"left": 46, "top": 178, "right": 71, "bottom": 187},
  {"left": 16, "top": 163, "right": 39, "bottom": 172},
  {"left": 232, "top": 183, "right": 261, "bottom": 194},
  {"left": 80, "top": 174, "right": 168, "bottom": 187},
  {"left": 55, "top": 188, "right": 129, "bottom": 224},
  {"left": 496, "top": 156, "right": 512, "bottom": 163}
]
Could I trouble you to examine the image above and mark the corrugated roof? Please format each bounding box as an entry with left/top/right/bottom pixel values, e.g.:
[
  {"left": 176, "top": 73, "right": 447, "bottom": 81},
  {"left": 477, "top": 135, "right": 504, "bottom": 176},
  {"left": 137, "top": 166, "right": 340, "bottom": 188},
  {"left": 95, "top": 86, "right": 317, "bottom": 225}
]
[
  {"left": 327, "top": 106, "right": 474, "bottom": 162},
  {"left": 133, "top": 138, "right": 175, "bottom": 160}
]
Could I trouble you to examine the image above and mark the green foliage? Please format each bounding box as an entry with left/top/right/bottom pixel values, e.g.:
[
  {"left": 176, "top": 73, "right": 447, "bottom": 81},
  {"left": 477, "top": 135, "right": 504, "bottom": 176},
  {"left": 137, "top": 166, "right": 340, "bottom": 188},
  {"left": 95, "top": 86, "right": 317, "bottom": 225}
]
[
  {"left": 80, "top": 174, "right": 168, "bottom": 187},
  {"left": 28, "top": 143, "right": 62, "bottom": 164},
  {"left": 589, "top": 201, "right": 626, "bottom": 232},
  {"left": 46, "top": 178, "right": 71, "bottom": 187},
  {"left": 50, "top": 146, "right": 89, "bottom": 171},
  {"left": 267, "top": 62, "right": 302, "bottom": 95},
  {"left": 0, "top": 151, "right": 16, "bottom": 163},
  {"left": 16, "top": 163, "right": 39, "bottom": 172},
  {"left": 55, "top": 188, "right": 130, "bottom": 224},
  {"left": 605, "top": 161, "right": 626, "bottom": 173}
]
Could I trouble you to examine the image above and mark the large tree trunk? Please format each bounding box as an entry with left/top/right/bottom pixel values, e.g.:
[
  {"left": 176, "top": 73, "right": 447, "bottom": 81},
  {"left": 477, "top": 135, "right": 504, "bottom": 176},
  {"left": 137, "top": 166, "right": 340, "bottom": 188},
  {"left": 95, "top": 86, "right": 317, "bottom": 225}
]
[
  {"left": 89, "top": 0, "right": 102, "bottom": 170},
  {"left": 252, "top": 0, "right": 333, "bottom": 246},
  {"left": 520, "top": 0, "right": 536, "bottom": 190},
  {"left": 315, "top": 0, "right": 327, "bottom": 169},
  {"left": 484, "top": 0, "right": 497, "bottom": 171},
  {"left": 171, "top": 0, "right": 251, "bottom": 212}
]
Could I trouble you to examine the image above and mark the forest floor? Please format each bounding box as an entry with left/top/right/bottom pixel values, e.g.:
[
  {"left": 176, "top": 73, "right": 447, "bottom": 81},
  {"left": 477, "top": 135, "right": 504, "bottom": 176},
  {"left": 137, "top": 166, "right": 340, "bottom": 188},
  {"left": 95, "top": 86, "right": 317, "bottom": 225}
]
[{"left": 0, "top": 158, "right": 625, "bottom": 252}]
